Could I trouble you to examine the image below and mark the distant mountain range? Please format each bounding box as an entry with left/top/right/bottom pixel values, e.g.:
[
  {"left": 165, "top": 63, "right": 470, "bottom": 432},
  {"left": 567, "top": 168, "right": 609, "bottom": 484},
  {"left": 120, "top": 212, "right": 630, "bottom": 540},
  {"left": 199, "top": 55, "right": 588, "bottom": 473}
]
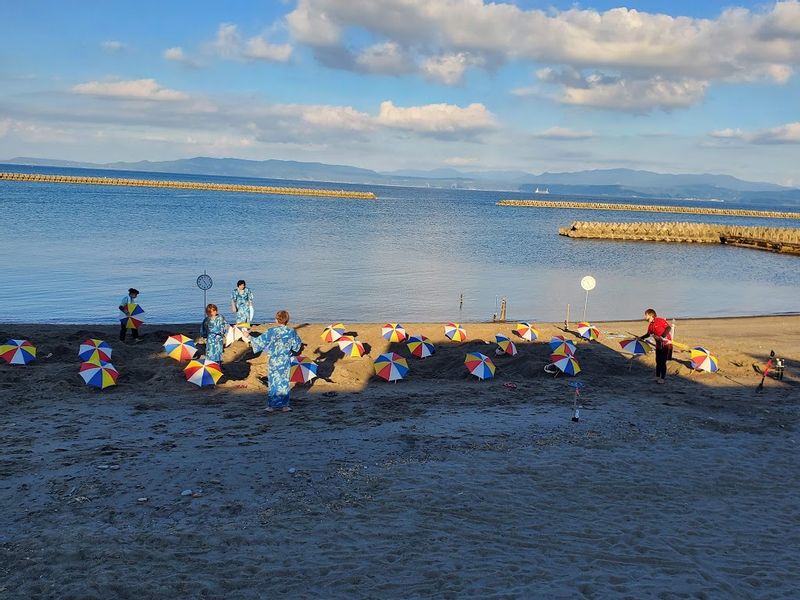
[{"left": 3, "top": 156, "right": 799, "bottom": 204}]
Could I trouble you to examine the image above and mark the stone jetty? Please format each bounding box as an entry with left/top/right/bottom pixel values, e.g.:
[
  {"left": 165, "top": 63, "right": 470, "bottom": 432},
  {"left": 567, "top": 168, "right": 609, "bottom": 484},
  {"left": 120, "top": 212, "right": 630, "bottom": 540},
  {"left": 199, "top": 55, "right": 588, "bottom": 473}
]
[
  {"left": 559, "top": 221, "right": 800, "bottom": 255},
  {"left": 0, "top": 172, "right": 377, "bottom": 200},
  {"left": 497, "top": 199, "right": 800, "bottom": 220}
]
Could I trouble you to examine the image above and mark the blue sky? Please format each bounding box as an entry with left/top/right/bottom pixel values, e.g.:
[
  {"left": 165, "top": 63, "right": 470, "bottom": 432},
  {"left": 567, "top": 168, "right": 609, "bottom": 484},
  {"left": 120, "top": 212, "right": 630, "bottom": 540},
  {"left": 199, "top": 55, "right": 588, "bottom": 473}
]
[{"left": 1, "top": 0, "right": 799, "bottom": 184}]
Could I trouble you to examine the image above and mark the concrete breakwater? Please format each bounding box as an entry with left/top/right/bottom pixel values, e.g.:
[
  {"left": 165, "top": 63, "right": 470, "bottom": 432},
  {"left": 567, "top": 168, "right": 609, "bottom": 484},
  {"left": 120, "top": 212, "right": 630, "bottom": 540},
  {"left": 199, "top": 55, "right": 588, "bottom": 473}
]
[
  {"left": 498, "top": 199, "right": 800, "bottom": 220},
  {"left": 559, "top": 221, "right": 800, "bottom": 255},
  {"left": 0, "top": 172, "right": 377, "bottom": 200}
]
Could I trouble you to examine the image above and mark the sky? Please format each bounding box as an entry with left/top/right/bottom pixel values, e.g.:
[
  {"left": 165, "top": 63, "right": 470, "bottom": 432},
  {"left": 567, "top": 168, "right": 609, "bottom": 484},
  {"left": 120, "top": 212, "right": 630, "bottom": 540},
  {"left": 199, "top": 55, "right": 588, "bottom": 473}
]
[{"left": 1, "top": 0, "right": 799, "bottom": 184}]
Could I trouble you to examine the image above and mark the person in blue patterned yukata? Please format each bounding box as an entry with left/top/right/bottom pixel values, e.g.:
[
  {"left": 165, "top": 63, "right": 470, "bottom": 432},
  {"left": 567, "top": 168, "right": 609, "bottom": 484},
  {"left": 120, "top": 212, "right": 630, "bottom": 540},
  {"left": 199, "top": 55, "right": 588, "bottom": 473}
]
[
  {"left": 230, "top": 279, "right": 255, "bottom": 327},
  {"left": 200, "top": 303, "right": 229, "bottom": 363},
  {"left": 250, "top": 309, "right": 302, "bottom": 412}
]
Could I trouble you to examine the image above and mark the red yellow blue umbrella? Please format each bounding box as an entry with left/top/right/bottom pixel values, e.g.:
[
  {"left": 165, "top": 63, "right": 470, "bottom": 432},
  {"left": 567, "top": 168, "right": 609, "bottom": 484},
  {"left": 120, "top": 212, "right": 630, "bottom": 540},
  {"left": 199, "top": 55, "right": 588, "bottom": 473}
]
[
  {"left": 119, "top": 303, "right": 145, "bottom": 329},
  {"left": 78, "top": 339, "right": 112, "bottom": 364},
  {"left": 163, "top": 334, "right": 197, "bottom": 361},
  {"left": 406, "top": 335, "right": 435, "bottom": 358},
  {"left": 495, "top": 334, "right": 518, "bottom": 356},
  {"left": 690, "top": 347, "right": 719, "bottom": 372},
  {"left": 381, "top": 323, "right": 407, "bottom": 343},
  {"left": 464, "top": 352, "right": 496, "bottom": 380},
  {"left": 513, "top": 322, "right": 539, "bottom": 341},
  {"left": 619, "top": 338, "right": 650, "bottom": 356},
  {"left": 290, "top": 355, "right": 318, "bottom": 383},
  {"left": 373, "top": 352, "right": 410, "bottom": 382},
  {"left": 444, "top": 323, "right": 467, "bottom": 342},
  {"left": 79, "top": 360, "right": 119, "bottom": 389},
  {"left": 321, "top": 323, "right": 346, "bottom": 343},
  {"left": 0, "top": 339, "right": 37, "bottom": 365},
  {"left": 184, "top": 358, "right": 223, "bottom": 386},
  {"left": 577, "top": 322, "right": 600, "bottom": 341},
  {"left": 549, "top": 336, "right": 577, "bottom": 356},
  {"left": 551, "top": 354, "right": 581, "bottom": 376},
  {"left": 337, "top": 335, "right": 365, "bottom": 358}
]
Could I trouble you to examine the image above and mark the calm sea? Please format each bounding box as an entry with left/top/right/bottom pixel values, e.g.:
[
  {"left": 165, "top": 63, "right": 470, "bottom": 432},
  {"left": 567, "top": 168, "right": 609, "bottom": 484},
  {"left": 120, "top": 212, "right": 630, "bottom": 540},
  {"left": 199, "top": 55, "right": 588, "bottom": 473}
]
[{"left": 1, "top": 164, "right": 798, "bottom": 325}]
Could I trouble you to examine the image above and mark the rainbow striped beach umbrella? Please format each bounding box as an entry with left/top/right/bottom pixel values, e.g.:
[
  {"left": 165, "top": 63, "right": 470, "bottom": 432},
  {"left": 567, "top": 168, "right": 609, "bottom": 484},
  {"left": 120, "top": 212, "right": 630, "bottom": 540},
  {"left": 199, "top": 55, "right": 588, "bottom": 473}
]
[
  {"left": 78, "top": 339, "right": 112, "bottom": 364},
  {"left": 119, "top": 303, "right": 145, "bottom": 329},
  {"left": 381, "top": 323, "right": 407, "bottom": 343},
  {"left": 0, "top": 339, "right": 37, "bottom": 365},
  {"left": 464, "top": 352, "right": 496, "bottom": 380},
  {"left": 337, "top": 335, "right": 365, "bottom": 358},
  {"left": 321, "top": 323, "right": 346, "bottom": 343},
  {"left": 690, "top": 347, "right": 719, "bottom": 373},
  {"left": 551, "top": 354, "right": 581, "bottom": 376},
  {"left": 495, "top": 334, "right": 518, "bottom": 356},
  {"left": 79, "top": 360, "right": 118, "bottom": 389},
  {"left": 549, "top": 336, "right": 577, "bottom": 356},
  {"left": 373, "top": 352, "right": 410, "bottom": 382},
  {"left": 513, "top": 322, "right": 539, "bottom": 341},
  {"left": 444, "top": 323, "right": 467, "bottom": 342},
  {"left": 406, "top": 335, "right": 435, "bottom": 358},
  {"left": 184, "top": 358, "right": 223, "bottom": 386},
  {"left": 290, "top": 355, "right": 318, "bottom": 384},
  {"left": 619, "top": 338, "right": 650, "bottom": 356},
  {"left": 163, "top": 334, "right": 197, "bottom": 361},
  {"left": 577, "top": 322, "right": 600, "bottom": 341}
]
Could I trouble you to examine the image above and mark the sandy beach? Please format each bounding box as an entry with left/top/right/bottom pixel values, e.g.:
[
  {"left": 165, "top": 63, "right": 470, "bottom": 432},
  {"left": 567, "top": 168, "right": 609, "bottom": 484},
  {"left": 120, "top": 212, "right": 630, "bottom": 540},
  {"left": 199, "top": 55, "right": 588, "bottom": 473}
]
[{"left": 1, "top": 316, "right": 798, "bottom": 599}]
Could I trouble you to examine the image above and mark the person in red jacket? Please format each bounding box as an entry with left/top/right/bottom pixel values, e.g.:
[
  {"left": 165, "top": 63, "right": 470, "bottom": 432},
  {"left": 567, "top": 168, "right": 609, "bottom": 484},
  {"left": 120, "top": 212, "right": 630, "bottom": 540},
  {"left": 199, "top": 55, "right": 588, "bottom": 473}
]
[{"left": 639, "top": 308, "right": 672, "bottom": 384}]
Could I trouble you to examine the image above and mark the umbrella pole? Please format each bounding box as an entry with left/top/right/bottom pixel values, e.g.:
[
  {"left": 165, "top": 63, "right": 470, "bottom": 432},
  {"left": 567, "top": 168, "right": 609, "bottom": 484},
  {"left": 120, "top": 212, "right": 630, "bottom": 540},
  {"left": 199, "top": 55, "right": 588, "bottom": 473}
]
[
  {"left": 565, "top": 303, "right": 570, "bottom": 330},
  {"left": 582, "top": 290, "right": 590, "bottom": 322}
]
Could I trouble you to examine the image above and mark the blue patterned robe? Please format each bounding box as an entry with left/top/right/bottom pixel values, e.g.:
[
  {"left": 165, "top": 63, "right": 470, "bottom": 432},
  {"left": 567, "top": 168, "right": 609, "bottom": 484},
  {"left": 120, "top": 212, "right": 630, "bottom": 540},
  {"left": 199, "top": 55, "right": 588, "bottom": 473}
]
[
  {"left": 202, "top": 315, "right": 229, "bottom": 363},
  {"left": 251, "top": 325, "right": 302, "bottom": 408},
  {"left": 231, "top": 287, "right": 254, "bottom": 325}
]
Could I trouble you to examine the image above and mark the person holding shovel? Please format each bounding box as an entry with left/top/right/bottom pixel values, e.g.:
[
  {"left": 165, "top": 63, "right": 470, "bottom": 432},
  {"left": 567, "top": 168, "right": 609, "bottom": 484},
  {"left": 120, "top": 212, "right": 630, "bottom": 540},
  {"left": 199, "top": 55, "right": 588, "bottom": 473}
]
[{"left": 639, "top": 308, "right": 672, "bottom": 384}]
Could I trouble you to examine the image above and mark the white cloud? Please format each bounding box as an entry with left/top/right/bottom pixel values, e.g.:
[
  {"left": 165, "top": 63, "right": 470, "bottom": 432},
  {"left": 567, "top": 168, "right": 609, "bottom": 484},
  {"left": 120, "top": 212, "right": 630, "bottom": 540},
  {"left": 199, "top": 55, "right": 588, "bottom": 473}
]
[
  {"left": 376, "top": 100, "right": 496, "bottom": 137},
  {"left": 162, "top": 46, "right": 203, "bottom": 68},
  {"left": 101, "top": 40, "right": 126, "bottom": 52},
  {"left": 560, "top": 77, "right": 708, "bottom": 112},
  {"left": 354, "top": 42, "right": 413, "bottom": 75},
  {"left": 71, "top": 79, "right": 188, "bottom": 101},
  {"left": 301, "top": 105, "right": 373, "bottom": 131},
  {"left": 533, "top": 127, "right": 594, "bottom": 140},
  {"left": 444, "top": 156, "right": 480, "bottom": 166},
  {"left": 712, "top": 122, "right": 800, "bottom": 144},
  {"left": 285, "top": 0, "right": 800, "bottom": 107},
  {"left": 209, "top": 23, "right": 293, "bottom": 63}
]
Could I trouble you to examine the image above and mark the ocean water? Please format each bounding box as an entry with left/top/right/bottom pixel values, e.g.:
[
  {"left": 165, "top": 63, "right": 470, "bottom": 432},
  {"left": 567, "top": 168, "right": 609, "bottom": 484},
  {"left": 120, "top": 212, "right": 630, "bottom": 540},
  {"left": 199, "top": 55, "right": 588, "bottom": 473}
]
[{"left": 1, "top": 164, "right": 798, "bottom": 325}]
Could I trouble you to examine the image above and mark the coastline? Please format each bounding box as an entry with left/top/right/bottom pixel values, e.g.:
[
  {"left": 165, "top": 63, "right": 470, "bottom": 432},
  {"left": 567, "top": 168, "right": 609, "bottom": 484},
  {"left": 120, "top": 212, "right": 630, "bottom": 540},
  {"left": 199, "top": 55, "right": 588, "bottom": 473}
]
[{"left": 1, "top": 316, "right": 797, "bottom": 597}]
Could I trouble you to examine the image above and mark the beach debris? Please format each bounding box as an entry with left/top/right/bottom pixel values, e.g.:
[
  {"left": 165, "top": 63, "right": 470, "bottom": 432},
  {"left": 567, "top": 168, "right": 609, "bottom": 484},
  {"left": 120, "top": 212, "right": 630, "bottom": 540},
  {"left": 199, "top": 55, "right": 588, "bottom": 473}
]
[
  {"left": 184, "top": 358, "right": 223, "bottom": 386},
  {"left": 549, "top": 336, "right": 576, "bottom": 356},
  {"left": 119, "top": 302, "right": 145, "bottom": 330},
  {"left": 290, "top": 355, "right": 318, "bottom": 383},
  {"left": 406, "top": 335, "right": 435, "bottom": 358},
  {"left": 321, "top": 323, "right": 346, "bottom": 343},
  {"left": 690, "top": 347, "right": 719, "bottom": 373},
  {"left": 79, "top": 361, "right": 119, "bottom": 389},
  {"left": 181, "top": 489, "right": 193, "bottom": 496},
  {"left": 381, "top": 323, "right": 407, "bottom": 343},
  {"left": 444, "top": 323, "right": 467, "bottom": 342},
  {"left": 337, "top": 335, "right": 365, "bottom": 358},
  {"left": 163, "top": 334, "right": 198, "bottom": 361},
  {"left": 288, "top": 467, "right": 297, "bottom": 474},
  {"left": 373, "top": 352, "right": 410, "bottom": 382},
  {"left": 551, "top": 354, "right": 581, "bottom": 376},
  {"left": 137, "top": 497, "right": 148, "bottom": 502},
  {"left": 494, "top": 334, "right": 518, "bottom": 356},
  {"left": 513, "top": 322, "right": 539, "bottom": 341},
  {"left": 78, "top": 339, "right": 112, "bottom": 364},
  {"left": 464, "top": 352, "right": 496, "bottom": 380},
  {"left": 577, "top": 322, "right": 600, "bottom": 341},
  {"left": 96, "top": 464, "right": 109, "bottom": 470},
  {"left": 0, "top": 339, "right": 37, "bottom": 365}
]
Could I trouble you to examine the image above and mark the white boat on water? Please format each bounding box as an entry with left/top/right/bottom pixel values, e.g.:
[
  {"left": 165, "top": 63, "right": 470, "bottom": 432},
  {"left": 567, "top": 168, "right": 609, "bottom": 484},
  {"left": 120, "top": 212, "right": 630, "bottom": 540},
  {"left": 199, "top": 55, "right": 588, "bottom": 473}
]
[{"left": 534, "top": 187, "right": 550, "bottom": 194}]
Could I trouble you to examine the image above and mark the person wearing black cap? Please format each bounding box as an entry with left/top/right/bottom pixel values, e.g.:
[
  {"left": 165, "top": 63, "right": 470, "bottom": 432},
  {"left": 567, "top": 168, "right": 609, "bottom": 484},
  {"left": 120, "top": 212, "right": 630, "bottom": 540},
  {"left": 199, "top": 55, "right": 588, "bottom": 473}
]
[{"left": 119, "top": 288, "right": 142, "bottom": 342}]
